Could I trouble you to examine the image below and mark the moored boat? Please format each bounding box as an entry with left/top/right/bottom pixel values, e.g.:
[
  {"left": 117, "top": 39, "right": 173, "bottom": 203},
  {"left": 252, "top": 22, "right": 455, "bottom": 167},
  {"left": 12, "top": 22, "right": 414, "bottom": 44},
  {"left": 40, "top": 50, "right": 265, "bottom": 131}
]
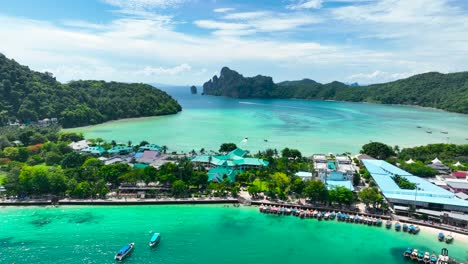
[
  {"left": 445, "top": 234, "right": 453, "bottom": 244},
  {"left": 385, "top": 220, "right": 392, "bottom": 229},
  {"left": 115, "top": 242, "right": 134, "bottom": 261},
  {"left": 417, "top": 251, "right": 425, "bottom": 261},
  {"left": 376, "top": 219, "right": 382, "bottom": 226},
  {"left": 438, "top": 232, "right": 444, "bottom": 241},
  {"left": 408, "top": 224, "right": 415, "bottom": 234},
  {"left": 423, "top": 252, "right": 430, "bottom": 264},
  {"left": 149, "top": 233, "right": 160, "bottom": 247},
  {"left": 438, "top": 248, "right": 449, "bottom": 263},
  {"left": 410, "top": 249, "right": 419, "bottom": 260},
  {"left": 329, "top": 212, "right": 336, "bottom": 220},
  {"left": 429, "top": 253, "right": 437, "bottom": 264},
  {"left": 395, "top": 222, "right": 401, "bottom": 231},
  {"left": 403, "top": 223, "right": 408, "bottom": 232},
  {"left": 403, "top": 248, "right": 413, "bottom": 258}
]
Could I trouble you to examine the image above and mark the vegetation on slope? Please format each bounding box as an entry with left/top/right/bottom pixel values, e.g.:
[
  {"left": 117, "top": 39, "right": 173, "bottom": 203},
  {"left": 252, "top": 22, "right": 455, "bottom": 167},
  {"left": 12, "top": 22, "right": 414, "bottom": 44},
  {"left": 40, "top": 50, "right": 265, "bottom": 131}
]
[
  {"left": 203, "top": 67, "right": 468, "bottom": 114},
  {"left": 0, "top": 53, "right": 182, "bottom": 128}
]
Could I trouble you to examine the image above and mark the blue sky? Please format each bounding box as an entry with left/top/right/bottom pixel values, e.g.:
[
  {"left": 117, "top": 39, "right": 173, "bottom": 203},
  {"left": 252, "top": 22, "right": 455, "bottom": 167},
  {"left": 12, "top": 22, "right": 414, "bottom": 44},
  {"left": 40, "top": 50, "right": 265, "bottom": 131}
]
[{"left": 1, "top": 0, "right": 468, "bottom": 85}]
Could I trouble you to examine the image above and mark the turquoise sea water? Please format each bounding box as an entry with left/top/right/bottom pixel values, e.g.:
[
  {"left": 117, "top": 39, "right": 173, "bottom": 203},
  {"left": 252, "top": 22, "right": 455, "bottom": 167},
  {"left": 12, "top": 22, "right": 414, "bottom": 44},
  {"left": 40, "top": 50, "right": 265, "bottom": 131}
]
[
  {"left": 70, "top": 87, "right": 468, "bottom": 155},
  {"left": 1, "top": 205, "right": 467, "bottom": 264}
]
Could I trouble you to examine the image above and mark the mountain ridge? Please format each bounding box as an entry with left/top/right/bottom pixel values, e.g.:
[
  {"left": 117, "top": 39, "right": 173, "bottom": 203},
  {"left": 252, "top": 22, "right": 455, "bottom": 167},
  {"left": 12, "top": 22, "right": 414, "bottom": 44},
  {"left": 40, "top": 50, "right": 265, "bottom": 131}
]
[{"left": 202, "top": 67, "right": 468, "bottom": 114}]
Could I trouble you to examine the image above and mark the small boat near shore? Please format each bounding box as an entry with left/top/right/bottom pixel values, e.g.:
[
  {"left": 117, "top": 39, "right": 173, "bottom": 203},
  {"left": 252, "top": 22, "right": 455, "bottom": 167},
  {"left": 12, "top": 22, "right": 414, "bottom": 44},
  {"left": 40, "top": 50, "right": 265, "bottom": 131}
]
[
  {"left": 403, "top": 248, "right": 413, "bottom": 258},
  {"left": 423, "top": 251, "right": 430, "bottom": 263},
  {"left": 403, "top": 223, "right": 408, "bottom": 232},
  {"left": 149, "top": 233, "right": 160, "bottom": 247},
  {"left": 438, "top": 232, "right": 444, "bottom": 241},
  {"left": 395, "top": 222, "right": 401, "bottom": 231},
  {"left": 445, "top": 234, "right": 453, "bottom": 244},
  {"left": 115, "top": 242, "right": 134, "bottom": 261},
  {"left": 385, "top": 220, "right": 392, "bottom": 229},
  {"left": 410, "top": 249, "right": 419, "bottom": 260}
]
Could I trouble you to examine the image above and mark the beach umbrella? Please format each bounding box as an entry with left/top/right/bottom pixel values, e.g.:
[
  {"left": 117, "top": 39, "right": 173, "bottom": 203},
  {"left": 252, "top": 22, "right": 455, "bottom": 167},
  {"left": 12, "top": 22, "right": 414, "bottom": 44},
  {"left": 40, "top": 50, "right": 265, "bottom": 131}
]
[
  {"left": 453, "top": 161, "right": 462, "bottom": 167},
  {"left": 406, "top": 159, "right": 415, "bottom": 164},
  {"left": 431, "top": 158, "right": 442, "bottom": 164}
]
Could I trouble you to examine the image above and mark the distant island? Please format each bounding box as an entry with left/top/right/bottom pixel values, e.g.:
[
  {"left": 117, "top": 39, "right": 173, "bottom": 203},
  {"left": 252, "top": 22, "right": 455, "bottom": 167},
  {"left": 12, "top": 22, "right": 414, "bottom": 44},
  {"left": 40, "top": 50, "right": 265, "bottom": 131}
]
[
  {"left": 0, "top": 54, "right": 182, "bottom": 128},
  {"left": 203, "top": 67, "right": 468, "bottom": 114},
  {"left": 190, "top": 85, "right": 197, "bottom": 94}
]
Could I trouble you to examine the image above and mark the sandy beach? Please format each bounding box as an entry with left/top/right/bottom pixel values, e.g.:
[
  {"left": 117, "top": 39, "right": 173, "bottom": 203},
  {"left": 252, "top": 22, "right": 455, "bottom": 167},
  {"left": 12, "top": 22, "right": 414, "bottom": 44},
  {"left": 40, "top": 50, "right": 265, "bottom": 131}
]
[{"left": 417, "top": 224, "right": 468, "bottom": 244}]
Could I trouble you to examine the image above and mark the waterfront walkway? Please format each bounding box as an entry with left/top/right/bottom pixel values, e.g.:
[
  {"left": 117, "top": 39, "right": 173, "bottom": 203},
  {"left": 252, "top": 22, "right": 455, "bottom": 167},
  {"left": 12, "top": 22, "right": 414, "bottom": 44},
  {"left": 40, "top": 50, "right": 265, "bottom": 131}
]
[{"left": 0, "top": 197, "right": 238, "bottom": 206}]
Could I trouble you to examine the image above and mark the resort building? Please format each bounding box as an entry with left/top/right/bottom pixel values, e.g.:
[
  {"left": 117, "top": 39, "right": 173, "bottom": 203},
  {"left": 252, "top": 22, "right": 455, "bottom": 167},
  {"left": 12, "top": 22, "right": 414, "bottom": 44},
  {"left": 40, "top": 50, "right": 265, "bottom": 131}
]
[
  {"left": 427, "top": 158, "right": 451, "bottom": 175},
  {"left": 107, "top": 145, "right": 134, "bottom": 155},
  {"left": 191, "top": 148, "right": 269, "bottom": 182},
  {"left": 362, "top": 159, "right": 468, "bottom": 213},
  {"left": 80, "top": 146, "right": 106, "bottom": 155},
  {"left": 445, "top": 179, "right": 468, "bottom": 195},
  {"left": 412, "top": 209, "right": 468, "bottom": 228},
  {"left": 68, "top": 140, "right": 90, "bottom": 151},
  {"left": 313, "top": 154, "right": 355, "bottom": 191},
  {"left": 139, "top": 144, "right": 162, "bottom": 152},
  {"left": 135, "top": 150, "right": 161, "bottom": 164},
  {"left": 452, "top": 171, "right": 468, "bottom": 179},
  {"left": 103, "top": 157, "right": 124, "bottom": 166},
  {"left": 295, "top": 171, "right": 313, "bottom": 181}
]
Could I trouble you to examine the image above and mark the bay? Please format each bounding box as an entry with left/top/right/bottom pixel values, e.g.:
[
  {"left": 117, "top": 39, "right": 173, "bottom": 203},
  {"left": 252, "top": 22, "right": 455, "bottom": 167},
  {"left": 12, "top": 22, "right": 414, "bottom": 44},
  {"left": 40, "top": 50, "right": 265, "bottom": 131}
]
[
  {"left": 1, "top": 205, "right": 467, "bottom": 264},
  {"left": 70, "top": 87, "right": 468, "bottom": 154}
]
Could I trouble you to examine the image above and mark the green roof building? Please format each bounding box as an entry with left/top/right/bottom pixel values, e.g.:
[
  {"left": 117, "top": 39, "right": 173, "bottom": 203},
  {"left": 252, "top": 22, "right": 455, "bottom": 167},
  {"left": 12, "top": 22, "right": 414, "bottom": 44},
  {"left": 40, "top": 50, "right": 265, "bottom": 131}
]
[
  {"left": 108, "top": 145, "right": 134, "bottom": 154},
  {"left": 81, "top": 146, "right": 106, "bottom": 155},
  {"left": 192, "top": 148, "right": 268, "bottom": 182},
  {"left": 139, "top": 144, "right": 162, "bottom": 152},
  {"left": 208, "top": 167, "right": 239, "bottom": 183}
]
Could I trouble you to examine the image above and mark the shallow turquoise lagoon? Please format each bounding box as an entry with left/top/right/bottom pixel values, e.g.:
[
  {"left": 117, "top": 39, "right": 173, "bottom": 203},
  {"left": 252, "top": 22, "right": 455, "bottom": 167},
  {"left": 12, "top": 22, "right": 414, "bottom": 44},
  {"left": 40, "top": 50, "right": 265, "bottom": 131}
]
[
  {"left": 70, "top": 87, "right": 468, "bottom": 155},
  {"left": 0, "top": 205, "right": 467, "bottom": 264}
]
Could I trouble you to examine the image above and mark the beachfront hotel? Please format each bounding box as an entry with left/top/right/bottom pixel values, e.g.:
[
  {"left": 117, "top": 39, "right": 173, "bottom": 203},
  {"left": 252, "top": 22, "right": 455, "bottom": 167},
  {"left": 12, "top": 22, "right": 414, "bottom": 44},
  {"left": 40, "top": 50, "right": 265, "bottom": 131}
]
[
  {"left": 313, "top": 154, "right": 355, "bottom": 191},
  {"left": 191, "top": 148, "right": 269, "bottom": 182},
  {"left": 361, "top": 159, "right": 468, "bottom": 213}
]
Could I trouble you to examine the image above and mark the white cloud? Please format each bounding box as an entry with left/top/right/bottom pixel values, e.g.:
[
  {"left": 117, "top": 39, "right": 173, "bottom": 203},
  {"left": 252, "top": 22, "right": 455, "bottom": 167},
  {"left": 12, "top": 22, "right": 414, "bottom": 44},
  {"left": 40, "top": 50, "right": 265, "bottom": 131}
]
[
  {"left": 195, "top": 12, "right": 320, "bottom": 36},
  {"left": 223, "top": 11, "right": 270, "bottom": 20},
  {"left": 103, "top": 0, "right": 185, "bottom": 9},
  {"left": 1, "top": 0, "right": 468, "bottom": 85},
  {"left": 140, "top": 64, "right": 192, "bottom": 75},
  {"left": 287, "top": 0, "right": 323, "bottom": 10},
  {"left": 213, "top": 8, "right": 235, "bottom": 13},
  {"left": 347, "top": 70, "right": 413, "bottom": 83}
]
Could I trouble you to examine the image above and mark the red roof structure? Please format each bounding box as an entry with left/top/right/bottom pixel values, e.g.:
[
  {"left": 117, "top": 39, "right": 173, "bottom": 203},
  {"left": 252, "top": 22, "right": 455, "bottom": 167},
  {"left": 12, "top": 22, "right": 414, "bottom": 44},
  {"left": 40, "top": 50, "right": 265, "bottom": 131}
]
[{"left": 452, "top": 171, "right": 468, "bottom": 179}]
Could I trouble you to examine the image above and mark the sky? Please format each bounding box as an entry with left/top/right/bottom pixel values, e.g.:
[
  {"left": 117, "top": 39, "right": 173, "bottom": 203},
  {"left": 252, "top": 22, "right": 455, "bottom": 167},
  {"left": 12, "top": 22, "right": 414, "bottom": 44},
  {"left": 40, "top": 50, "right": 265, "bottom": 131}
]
[{"left": 1, "top": 0, "right": 468, "bottom": 85}]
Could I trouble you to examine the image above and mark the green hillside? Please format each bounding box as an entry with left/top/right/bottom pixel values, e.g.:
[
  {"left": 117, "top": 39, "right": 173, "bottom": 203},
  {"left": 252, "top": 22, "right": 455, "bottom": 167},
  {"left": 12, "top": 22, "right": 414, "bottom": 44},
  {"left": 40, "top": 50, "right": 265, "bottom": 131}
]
[{"left": 0, "top": 53, "right": 182, "bottom": 128}]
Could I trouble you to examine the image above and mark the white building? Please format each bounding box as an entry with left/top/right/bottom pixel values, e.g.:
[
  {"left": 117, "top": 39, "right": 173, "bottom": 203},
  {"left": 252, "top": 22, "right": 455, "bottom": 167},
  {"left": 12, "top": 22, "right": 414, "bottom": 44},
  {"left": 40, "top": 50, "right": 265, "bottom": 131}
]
[{"left": 295, "top": 171, "right": 313, "bottom": 181}]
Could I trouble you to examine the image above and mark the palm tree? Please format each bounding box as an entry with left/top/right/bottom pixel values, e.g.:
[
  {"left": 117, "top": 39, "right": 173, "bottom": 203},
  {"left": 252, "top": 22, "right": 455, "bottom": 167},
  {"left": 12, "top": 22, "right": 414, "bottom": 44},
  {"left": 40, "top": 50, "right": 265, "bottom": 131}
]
[
  {"left": 127, "top": 140, "right": 132, "bottom": 147},
  {"left": 162, "top": 145, "right": 168, "bottom": 154},
  {"left": 200, "top": 148, "right": 205, "bottom": 154},
  {"left": 96, "top": 138, "right": 104, "bottom": 146},
  {"left": 111, "top": 140, "right": 117, "bottom": 147}
]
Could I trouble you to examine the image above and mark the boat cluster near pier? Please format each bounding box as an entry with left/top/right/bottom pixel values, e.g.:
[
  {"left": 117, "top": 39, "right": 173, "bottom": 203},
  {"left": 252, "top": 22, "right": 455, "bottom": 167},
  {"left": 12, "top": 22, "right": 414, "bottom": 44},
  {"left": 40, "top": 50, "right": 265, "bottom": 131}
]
[{"left": 259, "top": 204, "right": 412, "bottom": 231}]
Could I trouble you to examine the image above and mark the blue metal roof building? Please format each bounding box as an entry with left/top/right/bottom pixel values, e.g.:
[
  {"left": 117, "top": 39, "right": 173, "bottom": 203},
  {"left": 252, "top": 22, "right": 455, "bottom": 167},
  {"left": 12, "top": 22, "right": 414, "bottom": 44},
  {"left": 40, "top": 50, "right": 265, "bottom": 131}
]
[{"left": 362, "top": 159, "right": 468, "bottom": 212}]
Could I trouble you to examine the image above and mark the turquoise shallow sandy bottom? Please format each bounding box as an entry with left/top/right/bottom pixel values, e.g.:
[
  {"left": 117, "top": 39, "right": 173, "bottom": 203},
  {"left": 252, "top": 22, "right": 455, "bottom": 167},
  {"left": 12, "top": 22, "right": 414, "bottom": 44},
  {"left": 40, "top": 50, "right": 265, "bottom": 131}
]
[
  {"left": 1, "top": 205, "right": 467, "bottom": 264},
  {"left": 70, "top": 87, "right": 468, "bottom": 155}
]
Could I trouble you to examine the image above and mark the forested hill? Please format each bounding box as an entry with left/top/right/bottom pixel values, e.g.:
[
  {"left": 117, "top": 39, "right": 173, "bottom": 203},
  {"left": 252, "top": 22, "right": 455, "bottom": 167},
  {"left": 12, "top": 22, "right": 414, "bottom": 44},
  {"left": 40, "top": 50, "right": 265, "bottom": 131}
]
[
  {"left": 0, "top": 54, "right": 182, "bottom": 128},
  {"left": 202, "top": 68, "right": 468, "bottom": 114}
]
